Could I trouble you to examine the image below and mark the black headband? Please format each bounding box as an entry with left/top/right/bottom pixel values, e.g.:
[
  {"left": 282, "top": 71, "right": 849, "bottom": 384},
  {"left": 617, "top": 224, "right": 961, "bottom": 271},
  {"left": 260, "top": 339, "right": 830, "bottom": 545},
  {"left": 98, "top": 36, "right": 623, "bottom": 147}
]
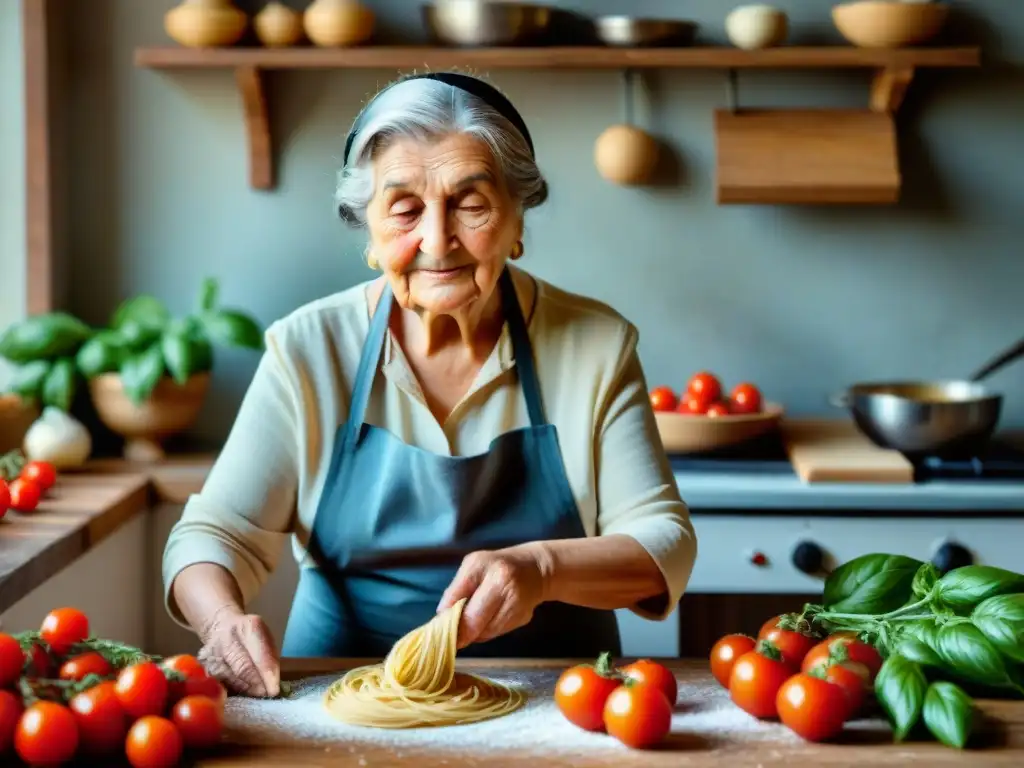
[{"left": 342, "top": 72, "right": 535, "bottom": 167}]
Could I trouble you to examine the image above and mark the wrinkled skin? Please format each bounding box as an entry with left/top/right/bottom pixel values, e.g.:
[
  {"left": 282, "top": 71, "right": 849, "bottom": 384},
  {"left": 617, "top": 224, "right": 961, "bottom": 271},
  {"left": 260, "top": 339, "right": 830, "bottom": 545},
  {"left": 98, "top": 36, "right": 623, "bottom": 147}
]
[{"left": 196, "top": 608, "right": 280, "bottom": 698}]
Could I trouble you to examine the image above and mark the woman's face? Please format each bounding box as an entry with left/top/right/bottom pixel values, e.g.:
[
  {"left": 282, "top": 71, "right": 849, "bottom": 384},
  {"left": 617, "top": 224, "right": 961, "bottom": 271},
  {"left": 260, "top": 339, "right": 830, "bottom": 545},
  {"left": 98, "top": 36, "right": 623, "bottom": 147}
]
[{"left": 365, "top": 133, "right": 522, "bottom": 317}]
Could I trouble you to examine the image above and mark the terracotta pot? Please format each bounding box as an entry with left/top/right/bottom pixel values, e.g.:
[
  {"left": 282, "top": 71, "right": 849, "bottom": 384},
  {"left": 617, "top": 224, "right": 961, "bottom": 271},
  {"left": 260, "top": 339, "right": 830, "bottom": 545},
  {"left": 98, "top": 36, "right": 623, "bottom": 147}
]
[
  {"left": 255, "top": 1, "right": 304, "bottom": 47},
  {"left": 89, "top": 372, "right": 211, "bottom": 462},
  {"left": 303, "top": 0, "right": 375, "bottom": 47},
  {"left": 0, "top": 394, "right": 41, "bottom": 454},
  {"left": 164, "top": 0, "right": 248, "bottom": 49}
]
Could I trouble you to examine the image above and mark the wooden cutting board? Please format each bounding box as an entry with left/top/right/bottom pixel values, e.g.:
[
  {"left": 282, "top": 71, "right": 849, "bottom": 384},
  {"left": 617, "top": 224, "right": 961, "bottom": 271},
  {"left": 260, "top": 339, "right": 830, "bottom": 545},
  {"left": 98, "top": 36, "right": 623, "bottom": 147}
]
[{"left": 780, "top": 418, "right": 915, "bottom": 483}]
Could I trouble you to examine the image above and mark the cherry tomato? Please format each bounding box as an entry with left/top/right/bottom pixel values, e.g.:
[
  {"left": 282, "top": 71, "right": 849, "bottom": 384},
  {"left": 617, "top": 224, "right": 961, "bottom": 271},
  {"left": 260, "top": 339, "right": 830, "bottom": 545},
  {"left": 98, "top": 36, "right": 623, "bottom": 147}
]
[
  {"left": 172, "top": 694, "right": 224, "bottom": 749},
  {"left": 801, "top": 634, "right": 883, "bottom": 684},
  {"left": 0, "top": 632, "right": 24, "bottom": 687},
  {"left": 822, "top": 663, "right": 867, "bottom": 717},
  {"left": 687, "top": 371, "right": 722, "bottom": 403},
  {"left": 9, "top": 477, "right": 42, "bottom": 513},
  {"left": 21, "top": 461, "right": 57, "bottom": 491},
  {"left": 706, "top": 402, "right": 731, "bottom": 418},
  {"left": 162, "top": 653, "right": 208, "bottom": 704},
  {"left": 183, "top": 674, "right": 227, "bottom": 708},
  {"left": 776, "top": 673, "right": 849, "bottom": 741},
  {"left": 554, "top": 660, "right": 621, "bottom": 732},
  {"left": 0, "top": 690, "right": 22, "bottom": 754},
  {"left": 116, "top": 661, "right": 170, "bottom": 719},
  {"left": 710, "top": 633, "right": 757, "bottom": 688},
  {"left": 14, "top": 701, "right": 79, "bottom": 766},
  {"left": 0, "top": 479, "right": 9, "bottom": 517},
  {"left": 758, "top": 616, "right": 817, "bottom": 669},
  {"left": 125, "top": 716, "right": 183, "bottom": 768},
  {"left": 730, "top": 383, "right": 763, "bottom": 415},
  {"left": 620, "top": 659, "right": 677, "bottom": 708},
  {"left": 40, "top": 607, "right": 90, "bottom": 655},
  {"left": 729, "top": 646, "right": 794, "bottom": 719},
  {"left": 60, "top": 651, "right": 114, "bottom": 681},
  {"left": 23, "top": 642, "right": 52, "bottom": 678},
  {"left": 649, "top": 386, "right": 677, "bottom": 413},
  {"left": 69, "top": 681, "right": 128, "bottom": 756},
  {"left": 677, "top": 392, "right": 712, "bottom": 415},
  {"left": 603, "top": 683, "right": 672, "bottom": 749}
]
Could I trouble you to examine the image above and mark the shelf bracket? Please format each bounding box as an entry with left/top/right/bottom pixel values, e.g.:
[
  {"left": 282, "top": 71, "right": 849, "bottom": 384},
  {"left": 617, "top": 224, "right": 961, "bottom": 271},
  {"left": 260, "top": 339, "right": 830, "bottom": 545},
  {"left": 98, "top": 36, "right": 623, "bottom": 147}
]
[
  {"left": 725, "top": 68, "right": 739, "bottom": 113},
  {"left": 234, "top": 66, "right": 274, "bottom": 191},
  {"left": 870, "top": 66, "right": 915, "bottom": 114}
]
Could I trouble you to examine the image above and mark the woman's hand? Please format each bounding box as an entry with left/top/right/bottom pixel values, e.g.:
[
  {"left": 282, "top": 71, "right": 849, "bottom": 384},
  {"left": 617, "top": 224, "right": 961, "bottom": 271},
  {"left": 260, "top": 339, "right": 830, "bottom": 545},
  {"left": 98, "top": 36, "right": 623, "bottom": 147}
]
[
  {"left": 436, "top": 544, "right": 553, "bottom": 648},
  {"left": 196, "top": 606, "right": 281, "bottom": 698}
]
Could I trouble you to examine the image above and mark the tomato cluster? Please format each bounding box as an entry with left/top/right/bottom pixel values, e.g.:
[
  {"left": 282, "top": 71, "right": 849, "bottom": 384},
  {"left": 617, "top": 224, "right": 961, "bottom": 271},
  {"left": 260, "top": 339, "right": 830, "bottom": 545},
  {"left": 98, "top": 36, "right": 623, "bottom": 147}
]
[
  {"left": 650, "top": 371, "right": 764, "bottom": 417},
  {"left": 0, "top": 452, "right": 58, "bottom": 518},
  {"left": 0, "top": 606, "right": 227, "bottom": 767},
  {"left": 710, "top": 614, "right": 884, "bottom": 742},
  {"left": 554, "top": 654, "right": 675, "bottom": 749}
]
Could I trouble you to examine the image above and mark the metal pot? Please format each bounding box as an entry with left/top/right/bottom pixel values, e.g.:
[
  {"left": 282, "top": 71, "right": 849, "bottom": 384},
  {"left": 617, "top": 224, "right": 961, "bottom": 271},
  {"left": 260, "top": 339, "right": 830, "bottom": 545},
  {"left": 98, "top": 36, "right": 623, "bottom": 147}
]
[
  {"left": 832, "top": 336, "right": 1024, "bottom": 457},
  {"left": 421, "top": 0, "right": 554, "bottom": 47}
]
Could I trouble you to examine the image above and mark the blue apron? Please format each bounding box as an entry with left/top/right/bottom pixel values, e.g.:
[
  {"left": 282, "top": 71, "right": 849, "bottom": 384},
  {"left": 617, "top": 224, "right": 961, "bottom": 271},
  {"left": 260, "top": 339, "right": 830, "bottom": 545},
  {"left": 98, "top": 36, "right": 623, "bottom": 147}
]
[{"left": 280, "top": 269, "right": 622, "bottom": 659}]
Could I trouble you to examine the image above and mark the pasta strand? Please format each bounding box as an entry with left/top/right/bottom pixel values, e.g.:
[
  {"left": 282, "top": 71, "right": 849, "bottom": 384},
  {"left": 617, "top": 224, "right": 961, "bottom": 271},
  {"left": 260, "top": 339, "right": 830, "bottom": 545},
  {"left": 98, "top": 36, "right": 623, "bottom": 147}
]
[{"left": 323, "top": 598, "right": 527, "bottom": 728}]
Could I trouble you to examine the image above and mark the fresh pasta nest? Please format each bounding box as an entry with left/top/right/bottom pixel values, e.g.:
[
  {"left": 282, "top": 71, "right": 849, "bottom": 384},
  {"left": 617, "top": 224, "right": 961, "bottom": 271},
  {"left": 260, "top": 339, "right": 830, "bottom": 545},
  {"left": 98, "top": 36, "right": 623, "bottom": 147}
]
[{"left": 323, "top": 598, "right": 527, "bottom": 728}]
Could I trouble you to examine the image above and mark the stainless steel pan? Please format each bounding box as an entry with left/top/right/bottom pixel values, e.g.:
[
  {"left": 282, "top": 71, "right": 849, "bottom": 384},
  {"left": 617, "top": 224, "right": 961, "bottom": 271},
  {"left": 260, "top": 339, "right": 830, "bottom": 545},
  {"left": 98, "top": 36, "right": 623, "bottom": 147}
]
[{"left": 832, "top": 336, "right": 1024, "bottom": 456}]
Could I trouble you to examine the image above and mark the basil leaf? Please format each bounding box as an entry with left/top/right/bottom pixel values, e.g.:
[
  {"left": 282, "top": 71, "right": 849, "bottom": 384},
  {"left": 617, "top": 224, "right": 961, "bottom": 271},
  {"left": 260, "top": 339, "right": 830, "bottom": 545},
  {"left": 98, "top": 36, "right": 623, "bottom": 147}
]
[
  {"left": 117, "top": 319, "right": 163, "bottom": 352},
  {"left": 824, "top": 554, "right": 923, "bottom": 614},
  {"left": 76, "top": 332, "right": 126, "bottom": 377},
  {"left": 913, "top": 563, "right": 940, "bottom": 599},
  {"left": 895, "top": 634, "right": 944, "bottom": 669},
  {"left": 119, "top": 344, "right": 165, "bottom": 405},
  {"left": 923, "top": 681, "right": 974, "bottom": 749},
  {"left": 201, "top": 309, "right": 263, "bottom": 350},
  {"left": 935, "top": 565, "right": 1024, "bottom": 613},
  {"left": 161, "top": 330, "right": 195, "bottom": 386},
  {"left": 972, "top": 594, "right": 1024, "bottom": 664},
  {"left": 875, "top": 654, "right": 928, "bottom": 741},
  {"left": 198, "top": 277, "right": 219, "bottom": 313},
  {"left": 936, "top": 622, "right": 1019, "bottom": 690},
  {"left": 112, "top": 295, "right": 170, "bottom": 332},
  {"left": 41, "top": 358, "right": 77, "bottom": 412},
  {"left": 5, "top": 360, "right": 52, "bottom": 400}
]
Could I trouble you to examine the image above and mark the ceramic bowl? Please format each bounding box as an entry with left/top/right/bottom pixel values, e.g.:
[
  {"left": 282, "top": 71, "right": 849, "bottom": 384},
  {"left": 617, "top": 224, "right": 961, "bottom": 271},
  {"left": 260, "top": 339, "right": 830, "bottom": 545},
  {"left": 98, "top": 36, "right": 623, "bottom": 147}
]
[
  {"left": 832, "top": 1, "right": 950, "bottom": 48},
  {"left": 655, "top": 403, "right": 785, "bottom": 454}
]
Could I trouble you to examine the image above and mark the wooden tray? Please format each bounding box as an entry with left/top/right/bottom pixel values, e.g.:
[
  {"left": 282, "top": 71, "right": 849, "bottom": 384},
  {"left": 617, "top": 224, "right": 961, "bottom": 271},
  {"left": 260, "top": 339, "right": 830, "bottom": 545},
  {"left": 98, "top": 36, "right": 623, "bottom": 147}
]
[{"left": 780, "top": 418, "right": 914, "bottom": 483}]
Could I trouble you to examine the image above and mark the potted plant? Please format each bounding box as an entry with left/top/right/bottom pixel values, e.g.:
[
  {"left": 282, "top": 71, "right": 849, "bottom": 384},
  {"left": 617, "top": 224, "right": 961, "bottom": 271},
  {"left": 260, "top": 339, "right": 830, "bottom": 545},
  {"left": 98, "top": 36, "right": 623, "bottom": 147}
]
[{"left": 81, "top": 277, "right": 264, "bottom": 461}]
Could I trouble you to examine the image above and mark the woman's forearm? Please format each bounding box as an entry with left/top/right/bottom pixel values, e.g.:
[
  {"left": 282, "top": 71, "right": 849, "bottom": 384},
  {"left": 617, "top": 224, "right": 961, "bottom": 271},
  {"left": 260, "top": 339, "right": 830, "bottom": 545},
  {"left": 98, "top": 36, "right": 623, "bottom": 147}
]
[
  {"left": 171, "top": 562, "right": 247, "bottom": 640},
  {"left": 530, "top": 534, "right": 668, "bottom": 611}
]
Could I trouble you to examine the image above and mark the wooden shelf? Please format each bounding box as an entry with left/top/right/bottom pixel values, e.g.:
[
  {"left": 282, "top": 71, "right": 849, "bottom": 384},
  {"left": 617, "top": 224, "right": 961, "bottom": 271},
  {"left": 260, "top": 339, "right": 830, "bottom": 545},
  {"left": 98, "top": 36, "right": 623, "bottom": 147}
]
[{"left": 132, "top": 44, "right": 982, "bottom": 196}]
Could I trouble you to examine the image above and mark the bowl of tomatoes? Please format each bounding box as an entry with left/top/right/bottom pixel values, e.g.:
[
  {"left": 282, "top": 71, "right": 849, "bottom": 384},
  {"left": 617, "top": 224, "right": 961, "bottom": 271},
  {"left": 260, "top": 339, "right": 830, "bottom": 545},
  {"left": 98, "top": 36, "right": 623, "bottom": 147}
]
[{"left": 649, "top": 371, "right": 783, "bottom": 454}]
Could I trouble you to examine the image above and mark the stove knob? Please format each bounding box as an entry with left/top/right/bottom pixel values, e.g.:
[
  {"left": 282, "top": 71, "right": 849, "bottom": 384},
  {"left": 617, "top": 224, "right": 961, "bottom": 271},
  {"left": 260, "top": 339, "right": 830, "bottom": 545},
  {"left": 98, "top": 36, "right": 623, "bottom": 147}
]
[
  {"left": 792, "top": 541, "right": 825, "bottom": 575},
  {"left": 932, "top": 542, "right": 973, "bottom": 574}
]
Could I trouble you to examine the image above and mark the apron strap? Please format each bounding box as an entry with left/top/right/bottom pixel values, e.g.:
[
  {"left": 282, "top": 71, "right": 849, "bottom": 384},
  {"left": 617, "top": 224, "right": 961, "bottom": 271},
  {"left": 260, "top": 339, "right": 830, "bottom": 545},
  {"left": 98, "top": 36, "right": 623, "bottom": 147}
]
[
  {"left": 499, "top": 268, "right": 547, "bottom": 428},
  {"left": 341, "top": 282, "right": 394, "bottom": 447}
]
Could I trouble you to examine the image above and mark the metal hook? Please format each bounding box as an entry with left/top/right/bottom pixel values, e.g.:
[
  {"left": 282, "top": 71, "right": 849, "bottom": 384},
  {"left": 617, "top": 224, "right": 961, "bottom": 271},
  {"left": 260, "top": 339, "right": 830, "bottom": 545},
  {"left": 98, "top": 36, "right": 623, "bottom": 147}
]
[
  {"left": 726, "top": 68, "right": 739, "bottom": 113},
  {"left": 622, "top": 68, "right": 636, "bottom": 126}
]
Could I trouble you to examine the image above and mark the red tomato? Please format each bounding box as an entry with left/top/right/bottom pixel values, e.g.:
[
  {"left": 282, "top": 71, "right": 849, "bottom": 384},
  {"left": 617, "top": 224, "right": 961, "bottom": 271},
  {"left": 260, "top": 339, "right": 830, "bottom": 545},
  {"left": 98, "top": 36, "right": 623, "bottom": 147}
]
[
  {"left": 620, "top": 659, "right": 677, "bottom": 708},
  {"left": 183, "top": 674, "right": 227, "bottom": 708},
  {"left": 649, "top": 386, "right": 677, "bottom": 413},
  {"left": 21, "top": 461, "right": 57, "bottom": 491},
  {"left": 8, "top": 477, "right": 42, "bottom": 513},
  {"left": 23, "top": 642, "right": 52, "bottom": 678},
  {"left": 171, "top": 694, "right": 224, "bottom": 749},
  {"left": 125, "top": 716, "right": 183, "bottom": 768},
  {"left": 0, "top": 632, "right": 24, "bottom": 688},
  {"left": 0, "top": 479, "right": 9, "bottom": 517},
  {"left": 14, "top": 701, "right": 79, "bottom": 766},
  {"left": 822, "top": 663, "right": 867, "bottom": 717},
  {"left": 706, "top": 402, "right": 731, "bottom": 417},
  {"left": 687, "top": 371, "right": 722, "bottom": 403},
  {"left": 758, "top": 617, "right": 817, "bottom": 669},
  {"left": 677, "top": 392, "right": 713, "bottom": 415},
  {"left": 730, "top": 383, "right": 763, "bottom": 415},
  {"left": 776, "top": 673, "right": 849, "bottom": 742},
  {"left": 60, "top": 651, "right": 114, "bottom": 681},
  {"left": 603, "top": 683, "right": 672, "bottom": 749},
  {"left": 710, "top": 634, "right": 757, "bottom": 688},
  {"left": 116, "top": 662, "right": 170, "bottom": 719},
  {"left": 729, "top": 647, "right": 794, "bottom": 719},
  {"left": 0, "top": 689, "right": 22, "bottom": 754},
  {"left": 40, "top": 607, "right": 90, "bottom": 655},
  {"left": 69, "top": 681, "right": 128, "bottom": 756},
  {"left": 162, "top": 653, "right": 210, "bottom": 704},
  {"left": 554, "top": 661, "right": 621, "bottom": 732},
  {"left": 801, "top": 634, "right": 883, "bottom": 684}
]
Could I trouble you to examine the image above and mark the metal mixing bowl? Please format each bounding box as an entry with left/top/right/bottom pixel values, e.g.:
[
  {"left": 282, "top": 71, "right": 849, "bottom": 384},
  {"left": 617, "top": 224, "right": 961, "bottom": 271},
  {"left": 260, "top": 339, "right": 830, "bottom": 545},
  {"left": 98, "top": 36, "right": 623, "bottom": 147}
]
[
  {"left": 422, "top": 1, "right": 554, "bottom": 47},
  {"left": 834, "top": 381, "right": 1003, "bottom": 456},
  {"left": 594, "top": 16, "right": 698, "bottom": 47}
]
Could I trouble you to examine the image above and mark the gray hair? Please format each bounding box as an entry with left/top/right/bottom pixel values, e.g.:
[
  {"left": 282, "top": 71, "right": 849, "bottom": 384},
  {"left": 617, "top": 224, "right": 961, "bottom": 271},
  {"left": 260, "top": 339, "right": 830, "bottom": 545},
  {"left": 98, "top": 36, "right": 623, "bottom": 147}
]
[{"left": 336, "top": 77, "right": 549, "bottom": 227}]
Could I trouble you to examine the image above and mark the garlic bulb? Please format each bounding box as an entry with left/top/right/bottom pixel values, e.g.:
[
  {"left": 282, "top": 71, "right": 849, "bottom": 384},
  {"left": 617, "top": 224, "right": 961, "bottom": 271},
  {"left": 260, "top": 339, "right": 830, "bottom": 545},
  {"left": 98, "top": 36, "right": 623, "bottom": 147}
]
[{"left": 23, "top": 407, "right": 93, "bottom": 468}]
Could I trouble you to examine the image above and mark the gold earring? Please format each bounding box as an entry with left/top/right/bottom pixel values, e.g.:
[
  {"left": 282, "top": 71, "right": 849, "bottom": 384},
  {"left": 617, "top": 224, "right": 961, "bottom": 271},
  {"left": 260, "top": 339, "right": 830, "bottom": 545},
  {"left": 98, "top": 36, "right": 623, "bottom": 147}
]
[
  {"left": 365, "top": 248, "right": 379, "bottom": 270},
  {"left": 511, "top": 241, "right": 524, "bottom": 260}
]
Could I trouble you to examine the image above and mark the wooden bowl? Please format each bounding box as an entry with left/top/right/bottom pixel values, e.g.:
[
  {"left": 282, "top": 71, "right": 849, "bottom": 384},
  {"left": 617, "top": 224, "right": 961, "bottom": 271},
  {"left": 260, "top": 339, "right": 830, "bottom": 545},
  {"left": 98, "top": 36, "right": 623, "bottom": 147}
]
[
  {"left": 832, "top": 1, "right": 949, "bottom": 49},
  {"left": 0, "top": 394, "right": 40, "bottom": 454},
  {"left": 655, "top": 403, "right": 785, "bottom": 454}
]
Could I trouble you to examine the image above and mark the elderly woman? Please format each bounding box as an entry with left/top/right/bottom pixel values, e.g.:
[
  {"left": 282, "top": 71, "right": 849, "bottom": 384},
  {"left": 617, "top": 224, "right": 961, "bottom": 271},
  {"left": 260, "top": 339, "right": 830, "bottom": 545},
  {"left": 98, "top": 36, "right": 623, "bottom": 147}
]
[{"left": 163, "top": 72, "right": 697, "bottom": 698}]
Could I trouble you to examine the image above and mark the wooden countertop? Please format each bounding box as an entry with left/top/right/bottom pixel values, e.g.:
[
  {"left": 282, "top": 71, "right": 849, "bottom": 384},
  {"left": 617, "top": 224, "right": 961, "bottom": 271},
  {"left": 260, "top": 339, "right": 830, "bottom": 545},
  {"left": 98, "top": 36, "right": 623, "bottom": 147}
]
[
  {"left": 0, "top": 456, "right": 213, "bottom": 614},
  {"left": 202, "top": 658, "right": 1024, "bottom": 767}
]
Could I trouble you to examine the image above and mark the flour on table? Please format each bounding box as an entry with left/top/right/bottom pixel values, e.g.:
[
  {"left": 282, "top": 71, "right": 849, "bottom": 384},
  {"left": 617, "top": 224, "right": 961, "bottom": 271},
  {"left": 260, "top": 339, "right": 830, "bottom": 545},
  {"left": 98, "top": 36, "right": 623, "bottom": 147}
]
[{"left": 225, "top": 668, "right": 801, "bottom": 753}]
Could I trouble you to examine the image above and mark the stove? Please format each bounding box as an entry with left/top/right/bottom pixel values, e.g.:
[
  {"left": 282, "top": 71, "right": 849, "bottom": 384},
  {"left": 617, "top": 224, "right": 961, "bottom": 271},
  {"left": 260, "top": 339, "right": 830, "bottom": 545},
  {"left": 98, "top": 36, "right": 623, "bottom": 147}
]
[{"left": 668, "top": 431, "right": 1024, "bottom": 482}]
